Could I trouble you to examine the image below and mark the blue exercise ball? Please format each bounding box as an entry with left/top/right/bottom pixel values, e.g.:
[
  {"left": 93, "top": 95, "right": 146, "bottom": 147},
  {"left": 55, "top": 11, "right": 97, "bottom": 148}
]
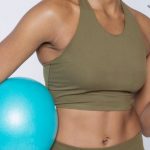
[{"left": 0, "top": 77, "right": 58, "bottom": 150}]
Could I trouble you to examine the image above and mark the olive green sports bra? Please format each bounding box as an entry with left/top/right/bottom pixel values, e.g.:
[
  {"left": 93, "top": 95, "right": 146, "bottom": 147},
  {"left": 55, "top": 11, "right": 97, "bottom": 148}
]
[{"left": 42, "top": 0, "right": 147, "bottom": 111}]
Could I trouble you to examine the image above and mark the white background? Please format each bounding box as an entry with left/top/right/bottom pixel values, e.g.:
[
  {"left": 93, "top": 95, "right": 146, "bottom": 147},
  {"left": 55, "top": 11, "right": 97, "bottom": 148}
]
[{"left": 0, "top": 0, "right": 150, "bottom": 149}]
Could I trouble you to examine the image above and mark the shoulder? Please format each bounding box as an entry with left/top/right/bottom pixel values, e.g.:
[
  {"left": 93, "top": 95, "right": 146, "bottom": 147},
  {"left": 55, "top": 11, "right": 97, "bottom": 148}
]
[
  {"left": 28, "top": 0, "right": 74, "bottom": 23},
  {"left": 124, "top": 2, "right": 150, "bottom": 33},
  {"left": 122, "top": 2, "right": 150, "bottom": 55},
  {"left": 21, "top": 0, "right": 72, "bottom": 25},
  {"left": 14, "top": 0, "right": 74, "bottom": 44}
]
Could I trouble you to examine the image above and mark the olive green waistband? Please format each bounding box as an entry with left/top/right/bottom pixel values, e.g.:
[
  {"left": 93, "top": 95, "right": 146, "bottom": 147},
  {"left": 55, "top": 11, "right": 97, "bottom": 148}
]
[{"left": 51, "top": 132, "right": 144, "bottom": 150}]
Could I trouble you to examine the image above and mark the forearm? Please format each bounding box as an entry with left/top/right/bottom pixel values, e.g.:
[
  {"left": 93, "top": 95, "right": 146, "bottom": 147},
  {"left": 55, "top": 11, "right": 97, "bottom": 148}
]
[
  {"left": 133, "top": 89, "right": 150, "bottom": 137},
  {"left": 140, "top": 103, "right": 150, "bottom": 137}
]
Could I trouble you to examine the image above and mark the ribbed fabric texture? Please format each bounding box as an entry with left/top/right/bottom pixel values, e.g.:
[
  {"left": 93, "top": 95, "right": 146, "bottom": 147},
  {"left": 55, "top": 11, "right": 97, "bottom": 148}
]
[{"left": 42, "top": 0, "right": 147, "bottom": 111}]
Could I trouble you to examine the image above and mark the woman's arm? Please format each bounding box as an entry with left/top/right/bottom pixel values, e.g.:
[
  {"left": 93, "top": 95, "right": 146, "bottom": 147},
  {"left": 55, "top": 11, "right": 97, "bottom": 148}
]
[
  {"left": 0, "top": 1, "right": 59, "bottom": 82},
  {"left": 125, "top": 5, "right": 150, "bottom": 137},
  {"left": 134, "top": 54, "right": 150, "bottom": 137}
]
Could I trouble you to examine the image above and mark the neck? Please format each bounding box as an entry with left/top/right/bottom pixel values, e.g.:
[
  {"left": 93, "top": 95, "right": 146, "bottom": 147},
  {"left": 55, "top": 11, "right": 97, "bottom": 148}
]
[{"left": 77, "top": 0, "right": 122, "bottom": 16}]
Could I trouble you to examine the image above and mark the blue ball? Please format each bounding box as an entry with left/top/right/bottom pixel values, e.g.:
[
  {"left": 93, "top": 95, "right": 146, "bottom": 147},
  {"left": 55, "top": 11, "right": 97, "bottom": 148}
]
[{"left": 0, "top": 77, "right": 58, "bottom": 150}]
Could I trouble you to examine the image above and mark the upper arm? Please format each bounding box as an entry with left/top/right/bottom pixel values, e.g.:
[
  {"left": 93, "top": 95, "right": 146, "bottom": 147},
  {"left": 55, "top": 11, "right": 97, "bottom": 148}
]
[
  {"left": 123, "top": 4, "right": 150, "bottom": 116},
  {"left": 134, "top": 54, "right": 150, "bottom": 117},
  {"left": 0, "top": 1, "right": 58, "bottom": 82}
]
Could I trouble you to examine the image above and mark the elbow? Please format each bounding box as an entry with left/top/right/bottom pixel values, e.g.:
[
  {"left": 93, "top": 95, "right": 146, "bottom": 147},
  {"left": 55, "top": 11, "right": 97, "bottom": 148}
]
[
  {"left": 140, "top": 104, "right": 150, "bottom": 137},
  {"left": 141, "top": 115, "right": 150, "bottom": 137},
  {"left": 141, "top": 128, "right": 150, "bottom": 137}
]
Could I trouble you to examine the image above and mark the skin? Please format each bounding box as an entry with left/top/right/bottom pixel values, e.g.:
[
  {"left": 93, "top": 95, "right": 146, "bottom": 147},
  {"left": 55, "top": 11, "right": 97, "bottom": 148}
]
[{"left": 0, "top": 0, "right": 150, "bottom": 148}]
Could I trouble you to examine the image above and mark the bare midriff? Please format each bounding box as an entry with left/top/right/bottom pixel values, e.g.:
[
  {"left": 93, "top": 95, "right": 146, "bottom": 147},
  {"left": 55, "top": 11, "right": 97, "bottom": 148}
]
[{"left": 55, "top": 106, "right": 142, "bottom": 148}]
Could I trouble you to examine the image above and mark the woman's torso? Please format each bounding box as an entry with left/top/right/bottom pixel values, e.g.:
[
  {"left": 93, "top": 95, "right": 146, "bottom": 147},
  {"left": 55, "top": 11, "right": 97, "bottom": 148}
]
[
  {"left": 36, "top": 0, "right": 146, "bottom": 148},
  {"left": 55, "top": 107, "right": 141, "bottom": 148}
]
